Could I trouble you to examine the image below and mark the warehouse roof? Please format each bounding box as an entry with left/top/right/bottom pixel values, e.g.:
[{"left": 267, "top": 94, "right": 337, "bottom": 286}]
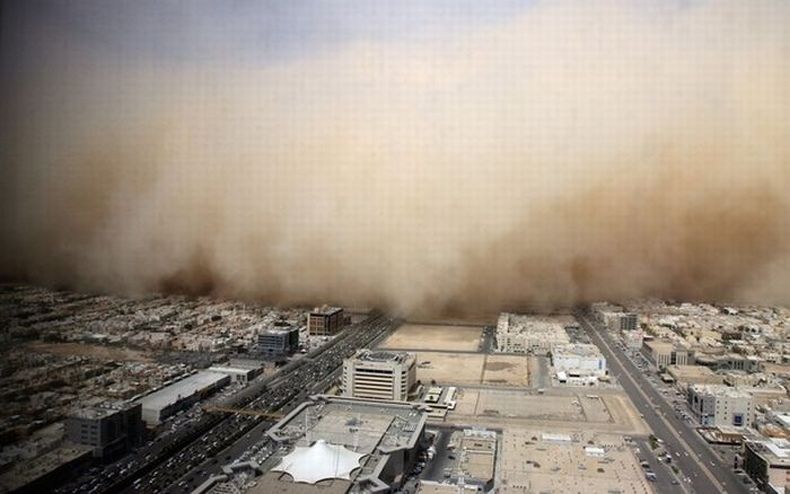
[{"left": 138, "top": 371, "right": 227, "bottom": 411}]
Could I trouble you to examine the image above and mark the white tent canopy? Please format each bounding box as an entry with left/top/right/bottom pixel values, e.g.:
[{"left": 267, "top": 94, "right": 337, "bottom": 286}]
[{"left": 272, "top": 440, "right": 365, "bottom": 484}]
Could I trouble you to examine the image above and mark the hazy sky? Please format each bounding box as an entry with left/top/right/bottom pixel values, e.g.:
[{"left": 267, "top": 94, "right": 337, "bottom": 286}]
[
  {"left": 1, "top": 1, "right": 788, "bottom": 315},
  {"left": 3, "top": 1, "right": 533, "bottom": 67}
]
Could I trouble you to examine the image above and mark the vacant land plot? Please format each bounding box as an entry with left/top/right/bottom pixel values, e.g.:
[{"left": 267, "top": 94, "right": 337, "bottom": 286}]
[
  {"left": 447, "top": 388, "right": 649, "bottom": 435},
  {"left": 472, "top": 389, "right": 586, "bottom": 421},
  {"left": 481, "top": 355, "right": 530, "bottom": 386},
  {"left": 379, "top": 324, "right": 482, "bottom": 352},
  {"left": 580, "top": 395, "right": 611, "bottom": 422},
  {"left": 414, "top": 351, "right": 485, "bottom": 385}
]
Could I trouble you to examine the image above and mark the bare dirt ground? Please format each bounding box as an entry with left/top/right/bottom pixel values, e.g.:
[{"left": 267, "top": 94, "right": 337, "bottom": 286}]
[
  {"left": 23, "top": 342, "right": 152, "bottom": 362},
  {"left": 481, "top": 355, "right": 530, "bottom": 386},
  {"left": 379, "top": 324, "right": 483, "bottom": 352},
  {"left": 414, "top": 351, "right": 485, "bottom": 385},
  {"left": 446, "top": 388, "right": 649, "bottom": 436}
]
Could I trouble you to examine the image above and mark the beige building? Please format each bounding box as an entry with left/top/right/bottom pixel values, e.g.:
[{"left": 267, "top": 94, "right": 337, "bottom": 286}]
[
  {"left": 495, "top": 313, "right": 571, "bottom": 355},
  {"left": 343, "top": 350, "right": 416, "bottom": 401},
  {"left": 667, "top": 365, "right": 724, "bottom": 387},
  {"left": 591, "top": 303, "right": 638, "bottom": 331},
  {"left": 645, "top": 339, "right": 690, "bottom": 368}
]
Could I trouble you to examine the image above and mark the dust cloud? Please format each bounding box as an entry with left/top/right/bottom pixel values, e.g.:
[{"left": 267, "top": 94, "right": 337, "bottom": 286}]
[{"left": 1, "top": 1, "right": 789, "bottom": 316}]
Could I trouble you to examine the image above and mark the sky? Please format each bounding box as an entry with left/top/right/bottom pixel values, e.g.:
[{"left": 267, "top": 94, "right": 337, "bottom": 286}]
[
  {"left": 2, "top": 1, "right": 532, "bottom": 68},
  {"left": 1, "top": 1, "right": 788, "bottom": 315}
]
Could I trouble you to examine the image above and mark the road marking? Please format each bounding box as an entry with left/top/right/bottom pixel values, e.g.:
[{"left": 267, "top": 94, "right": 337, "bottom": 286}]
[{"left": 579, "top": 314, "right": 727, "bottom": 493}]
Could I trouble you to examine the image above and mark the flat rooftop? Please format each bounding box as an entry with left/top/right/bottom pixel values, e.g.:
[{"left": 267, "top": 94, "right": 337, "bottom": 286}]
[
  {"left": 71, "top": 401, "right": 135, "bottom": 420},
  {"left": 667, "top": 365, "right": 723, "bottom": 384},
  {"left": 208, "top": 366, "right": 252, "bottom": 375},
  {"left": 228, "top": 358, "right": 265, "bottom": 369},
  {"left": 261, "top": 326, "right": 297, "bottom": 335},
  {"left": 266, "top": 395, "right": 428, "bottom": 492},
  {"left": 138, "top": 371, "right": 227, "bottom": 411},
  {"left": 499, "top": 428, "right": 651, "bottom": 494},
  {"left": 553, "top": 343, "right": 604, "bottom": 358},
  {"left": 748, "top": 437, "right": 790, "bottom": 466},
  {"left": 311, "top": 305, "right": 343, "bottom": 316},
  {"left": 497, "top": 314, "right": 572, "bottom": 340},
  {"left": 0, "top": 445, "right": 92, "bottom": 492},
  {"left": 645, "top": 339, "right": 686, "bottom": 351},
  {"left": 351, "top": 349, "right": 414, "bottom": 364},
  {"left": 689, "top": 384, "right": 753, "bottom": 399},
  {"left": 269, "top": 395, "right": 426, "bottom": 452}
]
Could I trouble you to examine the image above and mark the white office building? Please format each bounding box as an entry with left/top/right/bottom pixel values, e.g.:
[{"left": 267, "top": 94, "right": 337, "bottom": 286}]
[
  {"left": 552, "top": 343, "right": 607, "bottom": 378},
  {"left": 342, "top": 350, "right": 416, "bottom": 402},
  {"left": 687, "top": 384, "right": 754, "bottom": 429}
]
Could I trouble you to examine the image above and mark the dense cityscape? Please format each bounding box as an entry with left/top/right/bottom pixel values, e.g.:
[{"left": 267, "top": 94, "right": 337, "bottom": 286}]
[{"left": 0, "top": 284, "right": 787, "bottom": 493}]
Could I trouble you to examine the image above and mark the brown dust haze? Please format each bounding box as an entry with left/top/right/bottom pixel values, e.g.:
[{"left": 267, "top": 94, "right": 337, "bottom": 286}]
[{"left": 1, "top": 1, "right": 789, "bottom": 316}]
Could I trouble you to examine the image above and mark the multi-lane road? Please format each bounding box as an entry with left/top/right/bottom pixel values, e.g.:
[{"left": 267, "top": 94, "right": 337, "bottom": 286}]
[
  {"left": 577, "top": 310, "right": 747, "bottom": 494},
  {"left": 61, "top": 311, "right": 399, "bottom": 494},
  {"left": 138, "top": 312, "right": 400, "bottom": 494}
]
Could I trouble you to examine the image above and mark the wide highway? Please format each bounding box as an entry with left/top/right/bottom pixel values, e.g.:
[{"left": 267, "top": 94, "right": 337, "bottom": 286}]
[
  {"left": 61, "top": 311, "right": 399, "bottom": 494},
  {"left": 577, "top": 309, "right": 747, "bottom": 494}
]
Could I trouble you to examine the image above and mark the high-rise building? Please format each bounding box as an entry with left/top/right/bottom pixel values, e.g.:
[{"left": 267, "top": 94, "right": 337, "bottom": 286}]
[
  {"left": 342, "top": 350, "right": 416, "bottom": 401},
  {"left": 308, "top": 306, "right": 345, "bottom": 336},
  {"left": 65, "top": 401, "right": 143, "bottom": 460}
]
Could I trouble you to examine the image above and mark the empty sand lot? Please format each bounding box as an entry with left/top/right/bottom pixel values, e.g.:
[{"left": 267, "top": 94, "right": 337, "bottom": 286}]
[
  {"left": 414, "top": 351, "right": 486, "bottom": 385},
  {"left": 471, "top": 389, "right": 587, "bottom": 421},
  {"left": 448, "top": 388, "right": 649, "bottom": 435},
  {"left": 379, "top": 324, "right": 483, "bottom": 352},
  {"left": 481, "top": 355, "right": 530, "bottom": 386}
]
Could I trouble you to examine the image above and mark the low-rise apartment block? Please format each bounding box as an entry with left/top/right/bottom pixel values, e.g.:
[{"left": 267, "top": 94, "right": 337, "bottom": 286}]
[
  {"left": 645, "top": 339, "right": 690, "bottom": 368},
  {"left": 495, "top": 313, "right": 571, "bottom": 355}
]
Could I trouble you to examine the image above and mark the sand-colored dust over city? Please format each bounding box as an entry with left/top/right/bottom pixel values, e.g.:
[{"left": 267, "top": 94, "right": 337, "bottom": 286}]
[{"left": 1, "top": 1, "right": 789, "bottom": 315}]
